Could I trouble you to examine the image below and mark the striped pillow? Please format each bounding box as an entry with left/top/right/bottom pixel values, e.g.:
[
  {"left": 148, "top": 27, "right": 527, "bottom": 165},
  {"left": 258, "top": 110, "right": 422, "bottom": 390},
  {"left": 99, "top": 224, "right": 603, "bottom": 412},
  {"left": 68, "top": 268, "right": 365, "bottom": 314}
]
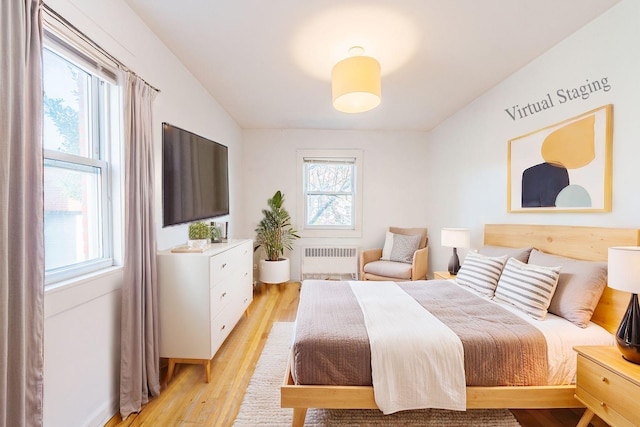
[
  {"left": 494, "top": 258, "right": 561, "bottom": 320},
  {"left": 455, "top": 252, "right": 507, "bottom": 297}
]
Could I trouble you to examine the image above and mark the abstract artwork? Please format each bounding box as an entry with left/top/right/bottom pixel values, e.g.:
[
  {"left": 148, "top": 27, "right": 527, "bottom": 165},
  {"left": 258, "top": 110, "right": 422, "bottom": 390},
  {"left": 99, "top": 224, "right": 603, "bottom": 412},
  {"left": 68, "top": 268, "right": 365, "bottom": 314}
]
[{"left": 508, "top": 104, "right": 612, "bottom": 212}]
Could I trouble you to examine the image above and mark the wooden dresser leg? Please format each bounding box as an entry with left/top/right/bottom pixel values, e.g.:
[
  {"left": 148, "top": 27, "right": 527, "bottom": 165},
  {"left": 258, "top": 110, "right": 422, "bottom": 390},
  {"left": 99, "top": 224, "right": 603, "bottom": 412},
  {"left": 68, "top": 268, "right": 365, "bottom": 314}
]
[
  {"left": 291, "top": 408, "right": 307, "bottom": 427},
  {"left": 204, "top": 360, "right": 211, "bottom": 383},
  {"left": 165, "top": 359, "right": 176, "bottom": 384},
  {"left": 576, "top": 408, "right": 594, "bottom": 427}
]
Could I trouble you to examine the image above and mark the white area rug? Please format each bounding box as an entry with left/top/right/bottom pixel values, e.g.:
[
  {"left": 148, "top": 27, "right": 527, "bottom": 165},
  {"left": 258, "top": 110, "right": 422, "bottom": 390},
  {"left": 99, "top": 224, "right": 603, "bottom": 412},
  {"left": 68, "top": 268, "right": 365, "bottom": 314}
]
[{"left": 234, "top": 322, "right": 521, "bottom": 426}]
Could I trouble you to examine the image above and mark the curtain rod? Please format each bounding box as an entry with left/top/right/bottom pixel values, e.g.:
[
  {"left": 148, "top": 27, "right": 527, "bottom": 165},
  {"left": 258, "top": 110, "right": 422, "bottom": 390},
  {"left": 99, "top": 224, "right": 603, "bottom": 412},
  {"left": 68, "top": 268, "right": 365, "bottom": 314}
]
[{"left": 42, "top": 2, "right": 161, "bottom": 93}]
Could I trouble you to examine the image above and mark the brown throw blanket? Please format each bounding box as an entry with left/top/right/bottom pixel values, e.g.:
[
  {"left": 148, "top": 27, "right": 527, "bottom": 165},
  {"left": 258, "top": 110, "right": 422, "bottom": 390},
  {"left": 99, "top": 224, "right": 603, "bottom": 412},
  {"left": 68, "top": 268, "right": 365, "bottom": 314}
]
[{"left": 291, "top": 280, "right": 548, "bottom": 387}]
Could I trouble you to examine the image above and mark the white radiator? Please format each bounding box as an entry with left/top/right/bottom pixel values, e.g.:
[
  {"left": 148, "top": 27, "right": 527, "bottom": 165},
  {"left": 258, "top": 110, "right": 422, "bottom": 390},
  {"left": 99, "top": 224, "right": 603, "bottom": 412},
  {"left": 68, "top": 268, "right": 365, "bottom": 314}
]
[{"left": 301, "top": 246, "right": 359, "bottom": 280}]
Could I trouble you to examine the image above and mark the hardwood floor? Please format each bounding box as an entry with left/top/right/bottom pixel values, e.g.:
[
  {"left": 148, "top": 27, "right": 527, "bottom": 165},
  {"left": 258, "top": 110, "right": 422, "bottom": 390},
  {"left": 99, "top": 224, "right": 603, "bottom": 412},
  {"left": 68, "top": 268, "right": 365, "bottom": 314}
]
[{"left": 106, "top": 281, "right": 607, "bottom": 427}]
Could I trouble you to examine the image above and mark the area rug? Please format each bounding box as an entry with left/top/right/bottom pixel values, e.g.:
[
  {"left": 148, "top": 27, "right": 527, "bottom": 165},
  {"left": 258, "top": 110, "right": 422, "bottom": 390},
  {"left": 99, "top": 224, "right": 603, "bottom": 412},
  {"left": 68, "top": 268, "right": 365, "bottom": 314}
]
[{"left": 234, "top": 322, "right": 521, "bottom": 426}]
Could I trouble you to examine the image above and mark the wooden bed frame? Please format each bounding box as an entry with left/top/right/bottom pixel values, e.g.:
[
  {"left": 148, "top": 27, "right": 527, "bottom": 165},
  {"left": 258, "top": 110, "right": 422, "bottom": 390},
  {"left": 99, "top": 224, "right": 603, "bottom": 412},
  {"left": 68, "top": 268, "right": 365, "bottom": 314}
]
[{"left": 281, "top": 224, "right": 640, "bottom": 426}]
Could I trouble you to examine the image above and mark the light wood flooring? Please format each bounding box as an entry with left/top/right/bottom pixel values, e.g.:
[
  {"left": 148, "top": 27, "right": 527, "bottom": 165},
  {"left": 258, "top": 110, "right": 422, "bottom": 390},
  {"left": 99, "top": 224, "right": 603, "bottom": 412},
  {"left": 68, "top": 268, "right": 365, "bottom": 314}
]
[{"left": 106, "top": 281, "right": 607, "bottom": 427}]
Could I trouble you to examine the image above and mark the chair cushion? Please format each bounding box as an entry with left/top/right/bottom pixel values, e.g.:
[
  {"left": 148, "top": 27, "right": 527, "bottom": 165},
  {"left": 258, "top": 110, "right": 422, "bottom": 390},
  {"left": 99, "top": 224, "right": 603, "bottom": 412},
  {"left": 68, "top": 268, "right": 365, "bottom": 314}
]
[
  {"left": 380, "top": 232, "right": 421, "bottom": 264},
  {"left": 363, "top": 260, "right": 413, "bottom": 280}
]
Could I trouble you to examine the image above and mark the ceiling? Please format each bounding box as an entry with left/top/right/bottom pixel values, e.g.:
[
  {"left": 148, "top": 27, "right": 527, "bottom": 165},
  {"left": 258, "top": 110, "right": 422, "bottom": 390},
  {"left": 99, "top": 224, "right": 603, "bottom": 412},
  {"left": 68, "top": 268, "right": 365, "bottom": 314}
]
[{"left": 124, "top": 0, "right": 621, "bottom": 131}]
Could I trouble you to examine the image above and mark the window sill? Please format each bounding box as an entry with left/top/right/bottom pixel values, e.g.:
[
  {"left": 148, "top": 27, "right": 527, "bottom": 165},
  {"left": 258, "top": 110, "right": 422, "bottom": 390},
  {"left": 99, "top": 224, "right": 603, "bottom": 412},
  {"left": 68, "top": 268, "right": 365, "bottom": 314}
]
[
  {"left": 299, "top": 228, "right": 362, "bottom": 238},
  {"left": 44, "top": 266, "right": 124, "bottom": 319}
]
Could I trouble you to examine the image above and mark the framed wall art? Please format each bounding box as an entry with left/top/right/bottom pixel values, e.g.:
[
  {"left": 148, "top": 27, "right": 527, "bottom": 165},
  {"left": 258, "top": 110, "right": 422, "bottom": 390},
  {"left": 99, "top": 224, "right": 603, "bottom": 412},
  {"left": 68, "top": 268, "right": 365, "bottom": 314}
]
[{"left": 507, "top": 104, "right": 613, "bottom": 213}]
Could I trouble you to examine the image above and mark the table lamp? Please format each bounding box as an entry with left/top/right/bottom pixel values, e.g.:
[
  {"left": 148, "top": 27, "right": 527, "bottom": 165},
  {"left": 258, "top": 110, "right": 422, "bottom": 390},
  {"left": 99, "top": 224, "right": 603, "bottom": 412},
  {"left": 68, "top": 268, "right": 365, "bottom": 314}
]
[
  {"left": 441, "top": 228, "right": 470, "bottom": 275},
  {"left": 608, "top": 246, "right": 640, "bottom": 364}
]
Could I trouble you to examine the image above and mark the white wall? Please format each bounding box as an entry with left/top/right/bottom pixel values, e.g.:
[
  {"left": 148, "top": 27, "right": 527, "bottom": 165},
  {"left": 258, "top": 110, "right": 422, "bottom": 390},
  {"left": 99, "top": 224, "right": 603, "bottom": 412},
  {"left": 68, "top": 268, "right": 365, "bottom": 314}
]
[
  {"left": 241, "top": 129, "right": 429, "bottom": 279},
  {"left": 424, "top": 0, "right": 640, "bottom": 273},
  {"left": 43, "top": 0, "right": 243, "bottom": 426}
]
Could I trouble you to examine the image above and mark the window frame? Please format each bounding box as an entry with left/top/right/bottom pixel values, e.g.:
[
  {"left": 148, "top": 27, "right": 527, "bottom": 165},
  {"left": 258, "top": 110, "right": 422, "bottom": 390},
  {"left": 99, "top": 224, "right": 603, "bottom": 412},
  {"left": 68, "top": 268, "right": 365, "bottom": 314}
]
[
  {"left": 296, "top": 149, "right": 363, "bottom": 238},
  {"left": 42, "top": 33, "right": 120, "bottom": 287}
]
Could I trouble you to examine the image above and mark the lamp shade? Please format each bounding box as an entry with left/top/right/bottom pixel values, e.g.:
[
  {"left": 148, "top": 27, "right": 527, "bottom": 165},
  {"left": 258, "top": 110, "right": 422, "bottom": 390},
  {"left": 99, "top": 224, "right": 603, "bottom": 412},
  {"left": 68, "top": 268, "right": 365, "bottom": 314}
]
[
  {"left": 332, "top": 55, "right": 381, "bottom": 113},
  {"left": 441, "top": 228, "right": 470, "bottom": 248},
  {"left": 608, "top": 247, "right": 640, "bottom": 293}
]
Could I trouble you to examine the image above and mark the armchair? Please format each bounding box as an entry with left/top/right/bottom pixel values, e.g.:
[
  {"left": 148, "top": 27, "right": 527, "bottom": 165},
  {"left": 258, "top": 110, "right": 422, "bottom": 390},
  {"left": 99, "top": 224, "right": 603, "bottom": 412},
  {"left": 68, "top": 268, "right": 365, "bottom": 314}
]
[{"left": 360, "top": 227, "right": 429, "bottom": 281}]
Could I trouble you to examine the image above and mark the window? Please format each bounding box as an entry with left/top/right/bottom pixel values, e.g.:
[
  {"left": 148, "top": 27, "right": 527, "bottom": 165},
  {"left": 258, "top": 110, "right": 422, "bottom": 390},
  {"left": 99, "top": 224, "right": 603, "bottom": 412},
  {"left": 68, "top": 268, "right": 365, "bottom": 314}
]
[
  {"left": 43, "top": 34, "right": 120, "bottom": 285},
  {"left": 297, "top": 150, "right": 363, "bottom": 237}
]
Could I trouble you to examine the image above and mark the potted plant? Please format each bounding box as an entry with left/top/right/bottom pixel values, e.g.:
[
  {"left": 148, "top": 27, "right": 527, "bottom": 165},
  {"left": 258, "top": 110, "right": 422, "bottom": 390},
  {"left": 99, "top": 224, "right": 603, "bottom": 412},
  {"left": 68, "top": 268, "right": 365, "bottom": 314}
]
[
  {"left": 255, "top": 190, "right": 299, "bottom": 284},
  {"left": 188, "top": 221, "right": 211, "bottom": 249}
]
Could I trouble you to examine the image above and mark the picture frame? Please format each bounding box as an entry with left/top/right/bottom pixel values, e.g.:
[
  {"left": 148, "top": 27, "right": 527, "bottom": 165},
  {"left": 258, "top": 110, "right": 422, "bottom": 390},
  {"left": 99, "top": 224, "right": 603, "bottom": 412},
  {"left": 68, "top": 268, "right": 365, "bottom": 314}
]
[{"left": 507, "top": 104, "right": 613, "bottom": 213}]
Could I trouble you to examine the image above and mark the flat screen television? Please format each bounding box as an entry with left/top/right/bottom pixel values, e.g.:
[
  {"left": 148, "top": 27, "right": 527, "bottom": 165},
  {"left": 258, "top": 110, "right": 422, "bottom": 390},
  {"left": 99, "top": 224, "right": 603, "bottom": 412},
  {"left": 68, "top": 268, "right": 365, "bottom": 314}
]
[{"left": 162, "top": 122, "right": 229, "bottom": 227}]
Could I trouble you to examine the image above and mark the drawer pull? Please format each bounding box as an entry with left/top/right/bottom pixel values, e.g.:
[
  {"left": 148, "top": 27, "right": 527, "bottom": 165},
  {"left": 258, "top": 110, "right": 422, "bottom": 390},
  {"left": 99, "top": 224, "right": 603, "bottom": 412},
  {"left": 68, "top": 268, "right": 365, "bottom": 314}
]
[
  {"left": 221, "top": 263, "right": 227, "bottom": 269},
  {"left": 600, "top": 402, "right": 606, "bottom": 407},
  {"left": 600, "top": 376, "right": 607, "bottom": 382},
  {"left": 220, "top": 324, "right": 226, "bottom": 331},
  {"left": 220, "top": 292, "right": 227, "bottom": 300}
]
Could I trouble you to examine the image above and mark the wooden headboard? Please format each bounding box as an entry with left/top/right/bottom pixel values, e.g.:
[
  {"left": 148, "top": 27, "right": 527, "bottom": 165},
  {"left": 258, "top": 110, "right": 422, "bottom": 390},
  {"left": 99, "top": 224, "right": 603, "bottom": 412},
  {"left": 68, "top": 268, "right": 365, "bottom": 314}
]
[{"left": 484, "top": 224, "right": 640, "bottom": 334}]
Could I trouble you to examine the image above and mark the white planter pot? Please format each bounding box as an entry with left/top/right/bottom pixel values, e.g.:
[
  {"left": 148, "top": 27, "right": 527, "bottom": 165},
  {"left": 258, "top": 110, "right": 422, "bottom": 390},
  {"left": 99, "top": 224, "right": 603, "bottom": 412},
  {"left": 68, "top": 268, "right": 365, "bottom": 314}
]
[{"left": 259, "top": 257, "right": 290, "bottom": 284}]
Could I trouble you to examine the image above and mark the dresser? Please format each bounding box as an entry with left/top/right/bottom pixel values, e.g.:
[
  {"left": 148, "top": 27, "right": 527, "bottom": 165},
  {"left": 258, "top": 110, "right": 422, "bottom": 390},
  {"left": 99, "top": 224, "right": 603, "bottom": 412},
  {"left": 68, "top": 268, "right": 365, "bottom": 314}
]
[
  {"left": 574, "top": 346, "right": 640, "bottom": 427},
  {"left": 158, "top": 239, "right": 253, "bottom": 382}
]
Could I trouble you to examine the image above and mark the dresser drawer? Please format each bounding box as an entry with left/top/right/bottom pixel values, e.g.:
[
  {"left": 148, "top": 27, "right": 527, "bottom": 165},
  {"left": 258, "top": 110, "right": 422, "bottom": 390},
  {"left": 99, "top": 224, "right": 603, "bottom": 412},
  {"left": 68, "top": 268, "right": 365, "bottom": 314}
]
[
  {"left": 576, "top": 355, "right": 640, "bottom": 426},
  {"left": 210, "top": 280, "right": 234, "bottom": 311},
  {"left": 575, "top": 387, "right": 635, "bottom": 427},
  {"left": 209, "top": 248, "right": 236, "bottom": 285}
]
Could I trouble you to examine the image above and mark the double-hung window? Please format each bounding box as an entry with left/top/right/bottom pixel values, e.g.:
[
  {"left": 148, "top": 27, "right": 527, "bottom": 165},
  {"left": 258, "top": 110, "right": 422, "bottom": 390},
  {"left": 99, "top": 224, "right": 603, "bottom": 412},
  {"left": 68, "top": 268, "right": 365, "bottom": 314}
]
[
  {"left": 297, "top": 149, "right": 363, "bottom": 237},
  {"left": 43, "top": 33, "right": 120, "bottom": 285}
]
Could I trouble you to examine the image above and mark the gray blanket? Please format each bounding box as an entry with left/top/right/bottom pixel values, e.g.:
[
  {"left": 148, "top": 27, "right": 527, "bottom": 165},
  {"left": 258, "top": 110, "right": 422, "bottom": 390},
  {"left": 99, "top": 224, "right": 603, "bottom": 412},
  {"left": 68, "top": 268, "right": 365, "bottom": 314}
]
[{"left": 291, "top": 280, "right": 548, "bottom": 387}]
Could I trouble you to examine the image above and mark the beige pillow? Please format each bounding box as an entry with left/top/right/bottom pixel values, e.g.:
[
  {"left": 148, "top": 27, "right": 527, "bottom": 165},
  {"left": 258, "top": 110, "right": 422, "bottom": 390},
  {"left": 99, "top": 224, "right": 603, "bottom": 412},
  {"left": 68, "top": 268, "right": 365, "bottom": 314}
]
[
  {"left": 528, "top": 249, "right": 607, "bottom": 328},
  {"left": 478, "top": 245, "right": 533, "bottom": 263}
]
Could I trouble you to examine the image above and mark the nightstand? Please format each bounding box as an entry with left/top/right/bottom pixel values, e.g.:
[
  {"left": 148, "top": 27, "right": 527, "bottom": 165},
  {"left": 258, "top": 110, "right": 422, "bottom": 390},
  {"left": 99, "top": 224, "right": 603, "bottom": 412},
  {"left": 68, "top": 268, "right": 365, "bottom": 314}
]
[
  {"left": 433, "top": 271, "right": 455, "bottom": 280},
  {"left": 574, "top": 346, "right": 640, "bottom": 427}
]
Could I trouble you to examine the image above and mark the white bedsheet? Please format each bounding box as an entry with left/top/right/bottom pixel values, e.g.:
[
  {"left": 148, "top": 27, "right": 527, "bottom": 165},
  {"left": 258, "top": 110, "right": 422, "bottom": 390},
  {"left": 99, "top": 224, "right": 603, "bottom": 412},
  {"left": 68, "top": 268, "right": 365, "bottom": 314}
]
[
  {"left": 349, "top": 281, "right": 466, "bottom": 414},
  {"left": 451, "top": 281, "right": 614, "bottom": 384}
]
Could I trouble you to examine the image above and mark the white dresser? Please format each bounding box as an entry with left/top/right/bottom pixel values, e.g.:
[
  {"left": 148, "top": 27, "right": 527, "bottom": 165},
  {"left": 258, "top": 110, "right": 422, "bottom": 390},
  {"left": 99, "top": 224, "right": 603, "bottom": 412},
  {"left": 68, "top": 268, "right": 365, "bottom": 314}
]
[{"left": 157, "top": 239, "right": 253, "bottom": 382}]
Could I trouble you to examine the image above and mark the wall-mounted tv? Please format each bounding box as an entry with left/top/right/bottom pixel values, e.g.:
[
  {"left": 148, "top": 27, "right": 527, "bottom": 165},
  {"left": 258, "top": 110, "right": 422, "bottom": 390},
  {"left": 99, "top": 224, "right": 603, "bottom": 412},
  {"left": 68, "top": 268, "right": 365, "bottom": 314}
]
[{"left": 162, "top": 123, "right": 229, "bottom": 227}]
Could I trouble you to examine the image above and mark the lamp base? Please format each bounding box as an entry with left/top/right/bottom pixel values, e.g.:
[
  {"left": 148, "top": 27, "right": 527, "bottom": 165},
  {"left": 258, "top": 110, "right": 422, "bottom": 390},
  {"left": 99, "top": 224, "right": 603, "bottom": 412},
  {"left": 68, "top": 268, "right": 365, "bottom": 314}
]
[
  {"left": 447, "top": 248, "right": 460, "bottom": 275},
  {"left": 615, "top": 293, "right": 640, "bottom": 364}
]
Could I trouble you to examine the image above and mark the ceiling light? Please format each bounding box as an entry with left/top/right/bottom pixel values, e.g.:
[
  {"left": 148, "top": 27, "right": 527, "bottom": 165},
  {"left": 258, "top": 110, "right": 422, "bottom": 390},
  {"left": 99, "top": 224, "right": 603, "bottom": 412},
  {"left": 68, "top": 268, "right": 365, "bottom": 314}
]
[{"left": 331, "top": 46, "right": 381, "bottom": 113}]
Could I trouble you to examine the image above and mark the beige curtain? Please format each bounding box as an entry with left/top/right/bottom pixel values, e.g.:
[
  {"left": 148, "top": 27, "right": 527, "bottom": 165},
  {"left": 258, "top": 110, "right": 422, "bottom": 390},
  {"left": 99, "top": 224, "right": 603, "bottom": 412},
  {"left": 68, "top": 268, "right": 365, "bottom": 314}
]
[
  {"left": 0, "top": 1, "right": 45, "bottom": 426},
  {"left": 120, "top": 73, "right": 160, "bottom": 419}
]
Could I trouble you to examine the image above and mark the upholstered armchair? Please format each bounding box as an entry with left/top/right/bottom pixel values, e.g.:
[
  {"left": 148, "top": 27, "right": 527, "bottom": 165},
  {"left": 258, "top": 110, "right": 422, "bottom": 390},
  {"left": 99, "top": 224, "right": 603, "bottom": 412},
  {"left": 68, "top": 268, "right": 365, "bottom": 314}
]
[{"left": 360, "top": 227, "right": 429, "bottom": 281}]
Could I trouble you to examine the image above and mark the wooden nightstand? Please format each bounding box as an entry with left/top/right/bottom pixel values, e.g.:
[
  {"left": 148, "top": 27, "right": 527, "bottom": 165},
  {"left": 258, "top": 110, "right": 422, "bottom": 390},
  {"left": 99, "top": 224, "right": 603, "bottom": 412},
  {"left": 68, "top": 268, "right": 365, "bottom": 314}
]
[
  {"left": 433, "top": 271, "right": 455, "bottom": 280},
  {"left": 574, "top": 346, "right": 640, "bottom": 427}
]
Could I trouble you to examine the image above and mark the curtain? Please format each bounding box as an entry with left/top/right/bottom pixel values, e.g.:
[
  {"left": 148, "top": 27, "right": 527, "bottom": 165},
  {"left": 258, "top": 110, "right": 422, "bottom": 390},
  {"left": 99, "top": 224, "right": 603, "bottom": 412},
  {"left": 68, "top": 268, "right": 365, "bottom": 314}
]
[
  {"left": 119, "top": 73, "right": 160, "bottom": 419},
  {"left": 0, "top": 1, "right": 45, "bottom": 426}
]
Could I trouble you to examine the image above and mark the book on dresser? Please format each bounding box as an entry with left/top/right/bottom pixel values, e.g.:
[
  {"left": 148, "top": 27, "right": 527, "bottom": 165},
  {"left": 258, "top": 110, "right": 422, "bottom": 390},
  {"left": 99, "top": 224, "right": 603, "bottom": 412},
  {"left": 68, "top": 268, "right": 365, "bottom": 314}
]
[{"left": 157, "top": 239, "right": 253, "bottom": 383}]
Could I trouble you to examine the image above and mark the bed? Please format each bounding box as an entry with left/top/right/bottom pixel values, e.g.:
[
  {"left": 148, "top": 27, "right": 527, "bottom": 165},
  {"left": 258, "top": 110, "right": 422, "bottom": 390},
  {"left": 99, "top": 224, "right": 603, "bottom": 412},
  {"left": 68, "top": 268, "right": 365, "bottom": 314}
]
[{"left": 281, "top": 224, "right": 640, "bottom": 426}]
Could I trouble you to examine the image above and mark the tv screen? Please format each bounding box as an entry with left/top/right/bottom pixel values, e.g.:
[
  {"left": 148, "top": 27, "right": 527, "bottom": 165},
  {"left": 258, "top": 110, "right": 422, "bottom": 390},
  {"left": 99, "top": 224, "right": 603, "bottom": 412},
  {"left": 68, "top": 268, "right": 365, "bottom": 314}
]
[{"left": 162, "top": 123, "right": 229, "bottom": 227}]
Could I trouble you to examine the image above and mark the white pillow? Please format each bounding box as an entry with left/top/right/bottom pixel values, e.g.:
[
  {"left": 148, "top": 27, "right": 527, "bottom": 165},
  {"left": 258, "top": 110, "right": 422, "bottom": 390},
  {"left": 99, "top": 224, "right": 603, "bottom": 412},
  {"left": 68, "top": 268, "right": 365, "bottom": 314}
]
[
  {"left": 381, "top": 231, "right": 394, "bottom": 260},
  {"left": 380, "top": 232, "right": 421, "bottom": 264},
  {"left": 455, "top": 252, "right": 507, "bottom": 297},
  {"left": 494, "top": 258, "right": 561, "bottom": 320}
]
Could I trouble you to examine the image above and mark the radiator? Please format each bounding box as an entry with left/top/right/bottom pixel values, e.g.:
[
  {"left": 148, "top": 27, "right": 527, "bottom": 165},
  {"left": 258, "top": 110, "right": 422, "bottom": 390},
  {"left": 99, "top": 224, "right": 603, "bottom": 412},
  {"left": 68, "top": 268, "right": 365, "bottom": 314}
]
[{"left": 301, "top": 246, "right": 359, "bottom": 280}]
